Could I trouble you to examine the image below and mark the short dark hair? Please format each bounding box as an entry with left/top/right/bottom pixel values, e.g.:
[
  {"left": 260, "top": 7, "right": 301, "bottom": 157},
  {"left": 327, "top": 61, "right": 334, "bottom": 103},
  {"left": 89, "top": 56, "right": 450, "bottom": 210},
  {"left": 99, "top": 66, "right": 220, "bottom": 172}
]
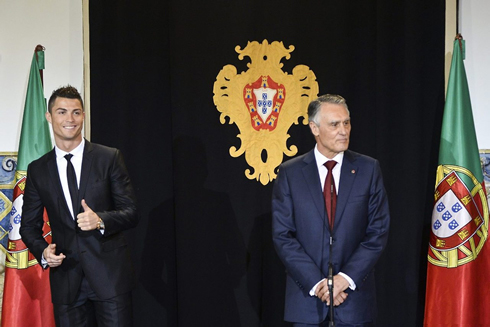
[
  {"left": 307, "top": 94, "right": 349, "bottom": 125},
  {"left": 48, "top": 85, "right": 84, "bottom": 113}
]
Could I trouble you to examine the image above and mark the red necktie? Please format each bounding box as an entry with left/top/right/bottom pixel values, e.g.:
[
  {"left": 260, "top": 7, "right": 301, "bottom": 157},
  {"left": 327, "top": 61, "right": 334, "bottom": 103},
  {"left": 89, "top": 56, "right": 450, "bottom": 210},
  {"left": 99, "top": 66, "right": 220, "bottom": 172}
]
[{"left": 323, "top": 160, "right": 337, "bottom": 231}]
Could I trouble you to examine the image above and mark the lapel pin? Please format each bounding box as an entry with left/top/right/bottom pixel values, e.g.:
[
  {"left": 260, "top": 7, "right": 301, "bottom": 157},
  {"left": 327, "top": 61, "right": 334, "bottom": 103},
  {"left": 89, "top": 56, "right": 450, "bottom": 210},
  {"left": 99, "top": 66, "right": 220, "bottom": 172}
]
[{"left": 351, "top": 170, "right": 356, "bottom": 174}]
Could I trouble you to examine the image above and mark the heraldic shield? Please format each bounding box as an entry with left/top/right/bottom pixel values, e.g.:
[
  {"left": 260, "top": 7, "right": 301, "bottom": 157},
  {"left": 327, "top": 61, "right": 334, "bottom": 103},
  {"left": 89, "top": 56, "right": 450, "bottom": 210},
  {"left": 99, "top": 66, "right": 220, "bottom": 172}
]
[
  {"left": 5, "top": 172, "right": 52, "bottom": 269},
  {"left": 429, "top": 164, "right": 489, "bottom": 268},
  {"left": 213, "top": 40, "right": 319, "bottom": 185}
]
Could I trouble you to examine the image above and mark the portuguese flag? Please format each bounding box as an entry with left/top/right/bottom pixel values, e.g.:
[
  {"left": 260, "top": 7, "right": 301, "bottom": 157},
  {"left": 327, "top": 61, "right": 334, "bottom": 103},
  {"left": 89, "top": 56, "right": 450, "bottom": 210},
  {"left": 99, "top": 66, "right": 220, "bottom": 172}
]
[
  {"left": 1, "top": 46, "right": 55, "bottom": 327},
  {"left": 424, "top": 35, "right": 490, "bottom": 326}
]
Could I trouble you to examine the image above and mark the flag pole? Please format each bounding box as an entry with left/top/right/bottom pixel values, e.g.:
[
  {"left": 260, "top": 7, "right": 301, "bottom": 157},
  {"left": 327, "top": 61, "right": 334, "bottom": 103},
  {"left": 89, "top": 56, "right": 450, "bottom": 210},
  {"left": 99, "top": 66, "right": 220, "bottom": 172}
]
[{"left": 456, "top": 0, "right": 459, "bottom": 34}]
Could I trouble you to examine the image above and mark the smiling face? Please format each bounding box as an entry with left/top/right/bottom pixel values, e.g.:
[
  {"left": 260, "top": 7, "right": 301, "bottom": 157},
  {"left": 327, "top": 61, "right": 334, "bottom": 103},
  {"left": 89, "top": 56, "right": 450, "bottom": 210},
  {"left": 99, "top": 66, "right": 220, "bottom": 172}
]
[
  {"left": 46, "top": 97, "right": 84, "bottom": 152},
  {"left": 309, "top": 102, "right": 351, "bottom": 159}
]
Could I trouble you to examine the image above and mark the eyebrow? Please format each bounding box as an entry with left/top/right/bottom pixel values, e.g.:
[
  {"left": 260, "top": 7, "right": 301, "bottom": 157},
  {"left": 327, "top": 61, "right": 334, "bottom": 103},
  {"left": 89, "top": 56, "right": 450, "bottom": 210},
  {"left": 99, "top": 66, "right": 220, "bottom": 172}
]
[
  {"left": 329, "top": 118, "right": 351, "bottom": 123},
  {"left": 55, "top": 108, "right": 82, "bottom": 112}
]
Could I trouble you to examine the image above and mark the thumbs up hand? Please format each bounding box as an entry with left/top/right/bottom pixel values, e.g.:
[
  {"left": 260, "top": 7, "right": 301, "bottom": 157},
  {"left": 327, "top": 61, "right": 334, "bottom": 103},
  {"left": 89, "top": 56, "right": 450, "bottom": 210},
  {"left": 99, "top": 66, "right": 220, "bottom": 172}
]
[{"left": 77, "top": 199, "right": 100, "bottom": 231}]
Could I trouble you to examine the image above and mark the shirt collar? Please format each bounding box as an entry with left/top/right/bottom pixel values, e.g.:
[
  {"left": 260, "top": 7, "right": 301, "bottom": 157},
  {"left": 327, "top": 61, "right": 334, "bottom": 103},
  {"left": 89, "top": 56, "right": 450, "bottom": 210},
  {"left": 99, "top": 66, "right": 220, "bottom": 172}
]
[
  {"left": 55, "top": 138, "right": 85, "bottom": 159},
  {"left": 314, "top": 144, "right": 344, "bottom": 169}
]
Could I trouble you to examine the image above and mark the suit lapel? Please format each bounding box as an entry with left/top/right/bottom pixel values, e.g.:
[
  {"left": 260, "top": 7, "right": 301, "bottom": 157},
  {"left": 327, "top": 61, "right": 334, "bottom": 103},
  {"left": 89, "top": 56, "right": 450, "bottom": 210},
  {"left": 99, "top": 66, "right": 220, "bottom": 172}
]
[
  {"left": 335, "top": 150, "right": 358, "bottom": 229},
  {"left": 301, "top": 151, "right": 325, "bottom": 220},
  {"left": 78, "top": 140, "right": 94, "bottom": 207}
]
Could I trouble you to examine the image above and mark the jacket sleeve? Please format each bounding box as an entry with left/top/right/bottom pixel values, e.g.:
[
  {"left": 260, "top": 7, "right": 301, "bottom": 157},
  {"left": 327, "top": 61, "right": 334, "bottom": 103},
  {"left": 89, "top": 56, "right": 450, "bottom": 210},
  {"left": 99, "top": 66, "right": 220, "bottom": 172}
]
[
  {"left": 20, "top": 164, "right": 49, "bottom": 267},
  {"left": 339, "top": 160, "right": 390, "bottom": 289},
  {"left": 272, "top": 165, "right": 324, "bottom": 293},
  {"left": 97, "top": 149, "right": 138, "bottom": 237}
]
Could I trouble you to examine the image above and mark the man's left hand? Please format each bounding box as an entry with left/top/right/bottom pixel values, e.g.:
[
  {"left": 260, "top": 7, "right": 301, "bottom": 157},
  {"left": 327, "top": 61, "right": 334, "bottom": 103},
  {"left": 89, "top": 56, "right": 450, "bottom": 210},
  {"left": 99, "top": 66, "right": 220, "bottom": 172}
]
[{"left": 77, "top": 199, "right": 100, "bottom": 231}]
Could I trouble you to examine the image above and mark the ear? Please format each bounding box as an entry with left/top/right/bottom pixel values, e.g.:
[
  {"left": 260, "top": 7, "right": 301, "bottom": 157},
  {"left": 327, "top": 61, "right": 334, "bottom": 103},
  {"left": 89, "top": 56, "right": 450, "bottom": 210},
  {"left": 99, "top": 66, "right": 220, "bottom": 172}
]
[
  {"left": 45, "top": 111, "right": 52, "bottom": 124},
  {"left": 309, "top": 121, "right": 319, "bottom": 137}
]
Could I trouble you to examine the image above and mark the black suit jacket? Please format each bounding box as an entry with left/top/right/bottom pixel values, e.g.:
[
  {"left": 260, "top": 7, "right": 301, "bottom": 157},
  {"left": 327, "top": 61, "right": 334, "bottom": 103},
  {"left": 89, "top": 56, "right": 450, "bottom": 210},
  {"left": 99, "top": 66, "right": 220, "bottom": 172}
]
[{"left": 20, "top": 140, "right": 138, "bottom": 304}]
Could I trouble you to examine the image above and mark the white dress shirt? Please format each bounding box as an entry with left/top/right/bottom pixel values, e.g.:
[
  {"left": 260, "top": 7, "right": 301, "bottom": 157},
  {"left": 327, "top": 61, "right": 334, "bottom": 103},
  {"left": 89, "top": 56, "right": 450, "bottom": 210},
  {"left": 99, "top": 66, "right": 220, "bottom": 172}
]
[
  {"left": 314, "top": 145, "right": 343, "bottom": 194},
  {"left": 54, "top": 139, "right": 85, "bottom": 219}
]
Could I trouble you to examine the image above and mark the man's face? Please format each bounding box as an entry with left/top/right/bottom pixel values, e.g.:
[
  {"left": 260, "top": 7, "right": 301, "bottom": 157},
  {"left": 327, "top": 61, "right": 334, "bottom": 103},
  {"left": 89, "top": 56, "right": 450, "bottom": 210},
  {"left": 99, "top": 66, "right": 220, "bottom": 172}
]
[
  {"left": 46, "top": 97, "right": 84, "bottom": 150},
  {"left": 309, "top": 102, "right": 351, "bottom": 159}
]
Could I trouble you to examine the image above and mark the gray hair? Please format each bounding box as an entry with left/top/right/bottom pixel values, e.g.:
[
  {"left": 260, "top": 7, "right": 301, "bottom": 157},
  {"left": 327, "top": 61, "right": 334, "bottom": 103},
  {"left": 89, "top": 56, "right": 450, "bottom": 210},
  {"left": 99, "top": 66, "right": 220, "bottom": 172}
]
[{"left": 307, "top": 94, "right": 349, "bottom": 125}]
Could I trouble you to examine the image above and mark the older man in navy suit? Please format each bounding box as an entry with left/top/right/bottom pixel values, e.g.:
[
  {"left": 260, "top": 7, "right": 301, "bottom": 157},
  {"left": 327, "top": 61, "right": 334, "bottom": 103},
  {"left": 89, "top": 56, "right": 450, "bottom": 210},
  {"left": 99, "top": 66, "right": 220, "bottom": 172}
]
[
  {"left": 272, "top": 94, "right": 390, "bottom": 327},
  {"left": 20, "top": 86, "right": 138, "bottom": 327}
]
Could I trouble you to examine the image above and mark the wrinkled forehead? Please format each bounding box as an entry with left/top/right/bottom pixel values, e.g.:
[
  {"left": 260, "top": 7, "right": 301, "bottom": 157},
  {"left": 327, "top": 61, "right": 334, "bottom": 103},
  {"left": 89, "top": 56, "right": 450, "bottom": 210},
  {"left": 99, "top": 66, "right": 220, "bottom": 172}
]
[{"left": 320, "top": 102, "right": 350, "bottom": 118}]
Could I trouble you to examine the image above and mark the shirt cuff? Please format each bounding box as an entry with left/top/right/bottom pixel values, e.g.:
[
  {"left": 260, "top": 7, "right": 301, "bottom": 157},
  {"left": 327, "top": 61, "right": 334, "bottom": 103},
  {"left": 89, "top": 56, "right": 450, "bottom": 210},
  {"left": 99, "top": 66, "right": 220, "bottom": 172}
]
[
  {"left": 41, "top": 253, "right": 48, "bottom": 269},
  {"left": 309, "top": 278, "right": 326, "bottom": 296},
  {"left": 338, "top": 272, "right": 356, "bottom": 290}
]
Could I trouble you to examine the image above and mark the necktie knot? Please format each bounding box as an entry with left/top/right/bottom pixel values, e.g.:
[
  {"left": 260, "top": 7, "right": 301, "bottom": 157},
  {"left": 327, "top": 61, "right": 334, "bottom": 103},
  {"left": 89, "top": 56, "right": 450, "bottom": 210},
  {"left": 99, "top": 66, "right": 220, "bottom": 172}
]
[
  {"left": 65, "top": 153, "right": 74, "bottom": 161},
  {"left": 324, "top": 160, "right": 337, "bottom": 171}
]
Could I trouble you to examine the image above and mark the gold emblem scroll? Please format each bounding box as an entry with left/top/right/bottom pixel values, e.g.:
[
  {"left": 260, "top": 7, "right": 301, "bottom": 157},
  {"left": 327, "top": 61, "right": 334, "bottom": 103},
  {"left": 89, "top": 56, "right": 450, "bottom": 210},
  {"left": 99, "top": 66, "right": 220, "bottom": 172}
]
[{"left": 213, "top": 40, "right": 319, "bottom": 185}]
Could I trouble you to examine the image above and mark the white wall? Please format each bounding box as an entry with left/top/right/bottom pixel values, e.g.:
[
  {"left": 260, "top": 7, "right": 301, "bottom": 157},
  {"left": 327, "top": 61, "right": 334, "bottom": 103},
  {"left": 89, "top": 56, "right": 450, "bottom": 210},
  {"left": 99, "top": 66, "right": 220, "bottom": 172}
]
[
  {"left": 460, "top": 0, "right": 490, "bottom": 149},
  {"left": 0, "top": 0, "right": 84, "bottom": 152}
]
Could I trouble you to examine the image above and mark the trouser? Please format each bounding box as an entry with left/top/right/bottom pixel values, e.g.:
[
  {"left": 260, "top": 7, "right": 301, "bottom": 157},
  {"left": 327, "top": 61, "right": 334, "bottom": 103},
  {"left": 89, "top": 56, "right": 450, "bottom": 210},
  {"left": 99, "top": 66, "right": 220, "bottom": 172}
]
[{"left": 53, "top": 276, "right": 133, "bottom": 327}]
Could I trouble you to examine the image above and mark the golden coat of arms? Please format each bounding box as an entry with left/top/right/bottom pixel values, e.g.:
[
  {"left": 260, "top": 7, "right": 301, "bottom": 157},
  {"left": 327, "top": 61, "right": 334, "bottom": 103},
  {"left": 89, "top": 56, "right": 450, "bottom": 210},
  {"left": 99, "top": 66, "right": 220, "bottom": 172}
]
[{"left": 213, "top": 40, "right": 318, "bottom": 185}]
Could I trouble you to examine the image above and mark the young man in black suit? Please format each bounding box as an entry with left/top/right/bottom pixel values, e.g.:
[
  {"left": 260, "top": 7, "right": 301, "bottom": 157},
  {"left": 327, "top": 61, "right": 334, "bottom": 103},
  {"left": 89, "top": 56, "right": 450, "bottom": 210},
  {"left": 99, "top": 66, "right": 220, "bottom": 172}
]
[{"left": 20, "top": 86, "right": 138, "bottom": 327}]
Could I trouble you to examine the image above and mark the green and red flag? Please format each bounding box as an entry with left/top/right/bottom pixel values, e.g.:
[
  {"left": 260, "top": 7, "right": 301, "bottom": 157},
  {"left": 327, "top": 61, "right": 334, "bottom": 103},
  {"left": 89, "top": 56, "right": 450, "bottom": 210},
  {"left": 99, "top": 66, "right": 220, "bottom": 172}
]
[
  {"left": 424, "top": 35, "right": 490, "bottom": 326},
  {"left": 1, "top": 46, "right": 55, "bottom": 327}
]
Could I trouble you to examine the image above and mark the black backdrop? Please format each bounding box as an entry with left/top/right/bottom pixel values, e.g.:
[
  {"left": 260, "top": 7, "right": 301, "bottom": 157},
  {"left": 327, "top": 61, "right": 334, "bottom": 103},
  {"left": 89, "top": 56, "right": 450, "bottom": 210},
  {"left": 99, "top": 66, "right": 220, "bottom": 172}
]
[{"left": 89, "top": 1, "right": 445, "bottom": 326}]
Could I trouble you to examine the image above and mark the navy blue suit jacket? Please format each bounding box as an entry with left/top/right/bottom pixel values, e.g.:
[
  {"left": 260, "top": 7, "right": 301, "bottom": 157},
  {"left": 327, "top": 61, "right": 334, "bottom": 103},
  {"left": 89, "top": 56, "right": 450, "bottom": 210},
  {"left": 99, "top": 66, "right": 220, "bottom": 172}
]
[
  {"left": 272, "top": 149, "right": 390, "bottom": 324},
  {"left": 20, "top": 140, "right": 138, "bottom": 304}
]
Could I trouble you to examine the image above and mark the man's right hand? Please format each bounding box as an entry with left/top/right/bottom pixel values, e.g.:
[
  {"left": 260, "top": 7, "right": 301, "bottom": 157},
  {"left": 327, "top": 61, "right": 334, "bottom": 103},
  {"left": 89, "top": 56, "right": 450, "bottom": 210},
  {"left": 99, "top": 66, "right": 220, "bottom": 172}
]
[{"left": 43, "top": 244, "right": 66, "bottom": 267}]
